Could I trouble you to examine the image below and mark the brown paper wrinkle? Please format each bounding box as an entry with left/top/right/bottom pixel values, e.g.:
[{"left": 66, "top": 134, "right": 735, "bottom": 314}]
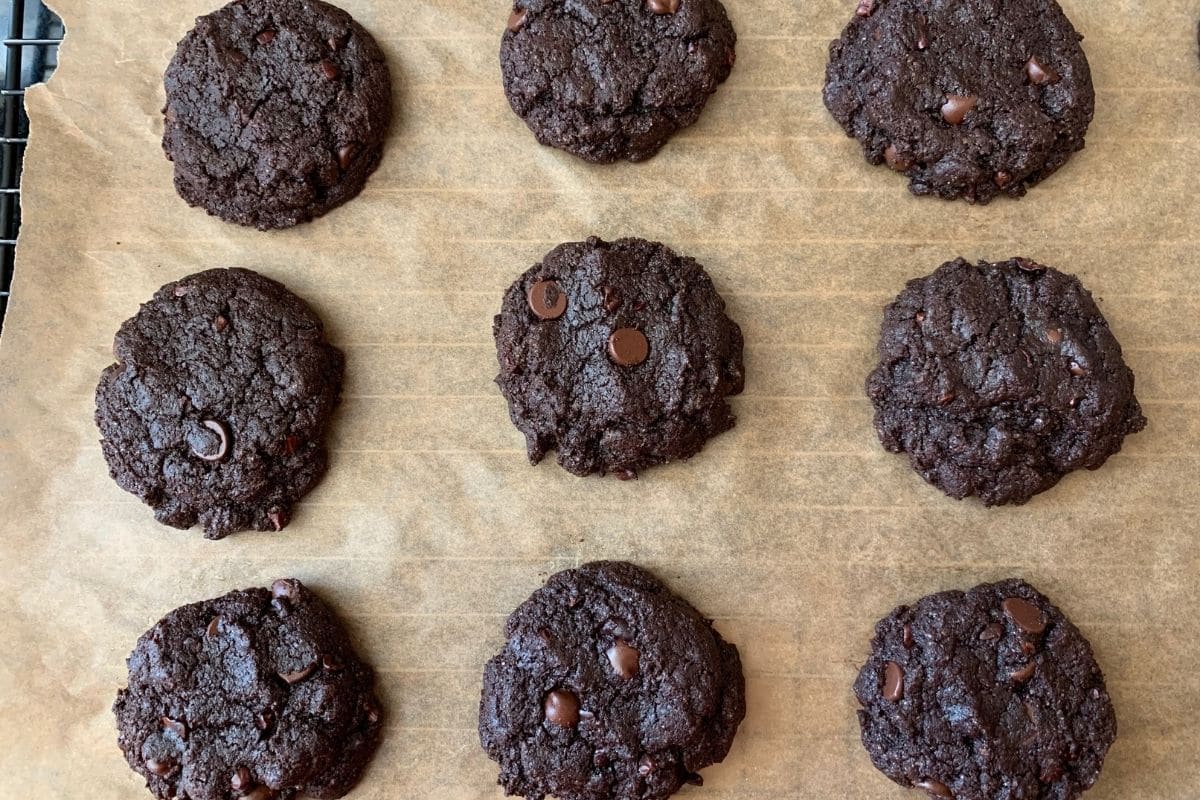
[{"left": 1, "top": 0, "right": 1199, "bottom": 797}]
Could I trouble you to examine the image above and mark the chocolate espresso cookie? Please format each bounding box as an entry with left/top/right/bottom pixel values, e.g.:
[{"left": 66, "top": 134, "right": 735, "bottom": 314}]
[
  {"left": 494, "top": 236, "right": 744, "bottom": 479},
  {"left": 95, "top": 268, "right": 344, "bottom": 539},
  {"left": 855, "top": 579, "right": 1116, "bottom": 800},
  {"left": 824, "top": 0, "right": 1094, "bottom": 202},
  {"left": 500, "top": 0, "right": 737, "bottom": 162},
  {"left": 163, "top": 0, "right": 392, "bottom": 229},
  {"left": 114, "top": 580, "right": 383, "bottom": 800},
  {"left": 867, "top": 257, "right": 1145, "bottom": 505},
  {"left": 479, "top": 561, "right": 745, "bottom": 800}
]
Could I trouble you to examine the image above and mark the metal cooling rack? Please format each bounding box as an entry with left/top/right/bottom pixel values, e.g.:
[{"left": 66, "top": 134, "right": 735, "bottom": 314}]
[{"left": 0, "top": 0, "right": 62, "bottom": 330}]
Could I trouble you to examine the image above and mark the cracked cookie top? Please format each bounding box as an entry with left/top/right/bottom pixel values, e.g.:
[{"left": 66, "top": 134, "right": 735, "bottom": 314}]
[
  {"left": 95, "top": 268, "right": 344, "bottom": 539},
  {"left": 114, "top": 579, "right": 383, "bottom": 800},
  {"left": 493, "top": 236, "right": 744, "bottom": 479},
  {"left": 162, "top": 0, "right": 392, "bottom": 229},
  {"left": 500, "top": 0, "right": 737, "bottom": 163},
  {"left": 867, "top": 257, "right": 1145, "bottom": 505},
  {"left": 479, "top": 561, "right": 745, "bottom": 800}
]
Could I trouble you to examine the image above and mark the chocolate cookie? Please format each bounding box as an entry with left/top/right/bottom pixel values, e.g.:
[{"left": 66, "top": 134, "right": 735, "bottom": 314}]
[
  {"left": 163, "top": 0, "right": 392, "bottom": 229},
  {"left": 855, "top": 579, "right": 1116, "bottom": 800},
  {"left": 479, "top": 561, "right": 745, "bottom": 800},
  {"left": 114, "top": 580, "right": 383, "bottom": 800},
  {"left": 95, "top": 268, "right": 344, "bottom": 539},
  {"left": 867, "top": 257, "right": 1145, "bottom": 505},
  {"left": 823, "top": 0, "right": 1094, "bottom": 202},
  {"left": 500, "top": 0, "right": 737, "bottom": 163},
  {"left": 493, "top": 237, "right": 744, "bottom": 479}
]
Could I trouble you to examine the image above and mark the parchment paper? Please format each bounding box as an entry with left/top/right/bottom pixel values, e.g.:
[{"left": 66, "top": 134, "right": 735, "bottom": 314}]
[{"left": 0, "top": 0, "right": 1197, "bottom": 797}]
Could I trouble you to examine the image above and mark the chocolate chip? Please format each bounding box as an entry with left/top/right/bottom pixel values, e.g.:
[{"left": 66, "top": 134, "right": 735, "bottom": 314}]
[
  {"left": 337, "top": 142, "right": 360, "bottom": 170},
  {"left": 902, "top": 623, "right": 914, "bottom": 648},
  {"left": 231, "top": 766, "right": 253, "bottom": 792},
  {"left": 267, "top": 508, "right": 288, "bottom": 532},
  {"left": 544, "top": 690, "right": 580, "bottom": 728},
  {"left": 206, "top": 617, "right": 221, "bottom": 637},
  {"left": 614, "top": 467, "right": 638, "bottom": 481},
  {"left": 213, "top": 315, "right": 228, "bottom": 332},
  {"left": 638, "top": 755, "right": 655, "bottom": 776},
  {"left": 647, "top": 0, "right": 680, "bottom": 13},
  {"left": 994, "top": 171, "right": 1013, "bottom": 188},
  {"left": 161, "top": 716, "right": 188, "bottom": 739},
  {"left": 145, "top": 758, "right": 175, "bottom": 777},
  {"left": 283, "top": 435, "right": 299, "bottom": 455},
  {"left": 328, "top": 33, "right": 349, "bottom": 51},
  {"left": 365, "top": 700, "right": 382, "bottom": 724},
  {"left": 1046, "top": 327, "right": 1063, "bottom": 344},
  {"left": 1002, "top": 597, "right": 1046, "bottom": 634},
  {"left": 980, "top": 622, "right": 1003, "bottom": 640},
  {"left": 937, "top": 390, "right": 956, "bottom": 406},
  {"left": 173, "top": 284, "right": 191, "bottom": 297},
  {"left": 883, "top": 661, "right": 904, "bottom": 701},
  {"left": 228, "top": 49, "right": 248, "bottom": 67},
  {"left": 1010, "top": 660, "right": 1036, "bottom": 683},
  {"left": 603, "top": 286, "right": 622, "bottom": 313},
  {"left": 271, "top": 579, "right": 300, "bottom": 601},
  {"left": 320, "top": 59, "right": 341, "bottom": 80},
  {"left": 914, "top": 311, "right": 925, "bottom": 323},
  {"left": 1015, "top": 258, "right": 1046, "bottom": 273},
  {"left": 941, "top": 94, "right": 977, "bottom": 125},
  {"left": 884, "top": 144, "right": 913, "bottom": 171},
  {"left": 1069, "top": 362, "right": 1087, "bottom": 377},
  {"left": 606, "top": 640, "right": 640, "bottom": 679},
  {"left": 322, "top": 654, "right": 345, "bottom": 671},
  {"left": 916, "top": 779, "right": 953, "bottom": 798},
  {"left": 1020, "top": 639, "right": 1036, "bottom": 656},
  {"left": 855, "top": 0, "right": 875, "bottom": 16},
  {"left": 278, "top": 662, "right": 317, "bottom": 685},
  {"left": 1025, "top": 56, "right": 1060, "bottom": 86},
  {"left": 193, "top": 420, "right": 231, "bottom": 462},
  {"left": 256, "top": 29, "right": 275, "bottom": 45},
  {"left": 507, "top": 7, "right": 528, "bottom": 32},
  {"left": 528, "top": 280, "right": 567, "bottom": 320},
  {"left": 608, "top": 328, "right": 649, "bottom": 366},
  {"left": 255, "top": 709, "right": 274, "bottom": 731}
]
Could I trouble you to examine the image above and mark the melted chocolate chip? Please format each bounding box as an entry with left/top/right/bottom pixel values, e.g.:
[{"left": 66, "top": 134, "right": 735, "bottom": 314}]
[
  {"left": 883, "top": 661, "right": 904, "bottom": 701},
  {"left": 606, "top": 639, "right": 640, "bottom": 679},
  {"left": 916, "top": 778, "right": 953, "bottom": 798},
  {"left": 941, "top": 94, "right": 978, "bottom": 125},
  {"left": 278, "top": 662, "right": 317, "bottom": 685},
  {"left": 256, "top": 29, "right": 275, "bottom": 45},
  {"left": 608, "top": 328, "right": 649, "bottom": 366},
  {"left": 320, "top": 59, "right": 341, "bottom": 80},
  {"left": 508, "top": 7, "right": 528, "bottom": 32},
  {"left": 647, "top": 0, "right": 681, "bottom": 13},
  {"left": 528, "top": 280, "right": 567, "bottom": 320},
  {"left": 1025, "top": 56, "right": 1060, "bottom": 86},
  {"left": 544, "top": 690, "right": 580, "bottom": 728},
  {"left": 1002, "top": 597, "right": 1046, "bottom": 634}
]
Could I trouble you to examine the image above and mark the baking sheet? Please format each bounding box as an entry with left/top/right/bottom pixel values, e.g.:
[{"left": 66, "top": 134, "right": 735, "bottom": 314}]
[{"left": 1, "top": 0, "right": 1198, "bottom": 797}]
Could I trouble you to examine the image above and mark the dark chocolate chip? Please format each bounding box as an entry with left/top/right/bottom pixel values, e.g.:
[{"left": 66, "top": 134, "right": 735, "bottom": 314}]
[
  {"left": 267, "top": 508, "right": 288, "bottom": 532},
  {"left": 916, "top": 779, "right": 953, "bottom": 798},
  {"left": 1046, "top": 327, "right": 1063, "bottom": 344},
  {"left": 320, "top": 59, "right": 341, "bottom": 80},
  {"left": 278, "top": 662, "right": 317, "bottom": 685},
  {"left": 322, "top": 654, "right": 345, "bottom": 671},
  {"left": 256, "top": 29, "right": 275, "bottom": 45},
  {"left": 507, "top": 7, "right": 528, "bottom": 32},
  {"left": 231, "top": 766, "right": 253, "bottom": 792},
  {"left": 883, "top": 661, "right": 904, "bottom": 701},
  {"left": 544, "top": 690, "right": 580, "bottom": 728},
  {"left": 914, "top": 311, "right": 925, "bottom": 323},
  {"left": 638, "top": 755, "right": 655, "bottom": 776},
  {"left": 902, "top": 623, "right": 914, "bottom": 648},
  {"left": 855, "top": 0, "right": 875, "bottom": 16},
  {"left": 283, "top": 435, "right": 300, "bottom": 455},
  {"left": 1070, "top": 362, "right": 1087, "bottom": 377},
  {"left": 606, "top": 639, "right": 640, "bottom": 679},
  {"left": 145, "top": 758, "right": 175, "bottom": 777},
  {"left": 937, "top": 390, "right": 956, "bottom": 406},
  {"left": 328, "top": 33, "right": 349, "bottom": 51},
  {"left": 206, "top": 617, "right": 221, "bottom": 637},
  {"left": 365, "top": 701, "right": 382, "bottom": 724},
  {"left": 980, "top": 622, "right": 1003, "bottom": 640},
  {"left": 1010, "top": 660, "right": 1036, "bottom": 683},
  {"left": 193, "top": 419, "right": 231, "bottom": 462},
  {"left": 994, "top": 171, "right": 1013, "bottom": 188},
  {"left": 337, "top": 142, "right": 360, "bottom": 170},
  {"left": 173, "top": 284, "right": 191, "bottom": 297},
  {"left": 528, "top": 280, "right": 567, "bottom": 320},
  {"left": 271, "top": 580, "right": 300, "bottom": 601},
  {"left": 941, "top": 94, "right": 978, "bottom": 125},
  {"left": 161, "top": 716, "right": 188, "bottom": 739},
  {"left": 608, "top": 328, "right": 649, "bottom": 366},
  {"left": 255, "top": 709, "right": 274, "bottom": 731},
  {"left": 1015, "top": 258, "right": 1046, "bottom": 273},
  {"left": 603, "top": 285, "right": 622, "bottom": 313},
  {"left": 884, "top": 144, "right": 913, "bottom": 171},
  {"left": 213, "top": 315, "right": 228, "bottom": 332},
  {"left": 1025, "top": 56, "right": 1060, "bottom": 86},
  {"left": 1003, "top": 597, "right": 1046, "bottom": 634},
  {"left": 647, "top": 0, "right": 681, "bottom": 13}
]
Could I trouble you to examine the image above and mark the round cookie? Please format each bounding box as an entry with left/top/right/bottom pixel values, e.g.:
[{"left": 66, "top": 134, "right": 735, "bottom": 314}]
[
  {"left": 95, "top": 268, "right": 344, "bottom": 539},
  {"left": 479, "top": 561, "right": 746, "bottom": 800},
  {"left": 500, "top": 0, "right": 737, "bottom": 163},
  {"left": 867, "top": 257, "right": 1145, "bottom": 505},
  {"left": 493, "top": 236, "right": 745, "bottom": 479},
  {"left": 823, "top": 0, "right": 1094, "bottom": 203},
  {"left": 855, "top": 579, "right": 1116, "bottom": 800},
  {"left": 114, "top": 579, "right": 383, "bottom": 800},
  {"left": 163, "top": 0, "right": 392, "bottom": 229}
]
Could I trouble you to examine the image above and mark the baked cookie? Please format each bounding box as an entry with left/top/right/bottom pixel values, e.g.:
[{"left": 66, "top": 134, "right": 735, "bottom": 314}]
[
  {"left": 823, "top": 0, "right": 1094, "bottom": 202},
  {"left": 500, "top": 0, "right": 737, "bottom": 163},
  {"left": 493, "top": 236, "right": 744, "bottom": 478},
  {"left": 163, "top": 0, "right": 392, "bottom": 229},
  {"left": 867, "top": 257, "right": 1145, "bottom": 505},
  {"left": 114, "top": 579, "right": 383, "bottom": 800},
  {"left": 479, "top": 561, "right": 745, "bottom": 800},
  {"left": 855, "top": 579, "right": 1116, "bottom": 800},
  {"left": 95, "top": 268, "right": 344, "bottom": 539}
]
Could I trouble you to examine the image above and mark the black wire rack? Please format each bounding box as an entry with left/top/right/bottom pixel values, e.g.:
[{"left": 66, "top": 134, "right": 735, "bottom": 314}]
[{"left": 0, "top": 0, "right": 62, "bottom": 330}]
